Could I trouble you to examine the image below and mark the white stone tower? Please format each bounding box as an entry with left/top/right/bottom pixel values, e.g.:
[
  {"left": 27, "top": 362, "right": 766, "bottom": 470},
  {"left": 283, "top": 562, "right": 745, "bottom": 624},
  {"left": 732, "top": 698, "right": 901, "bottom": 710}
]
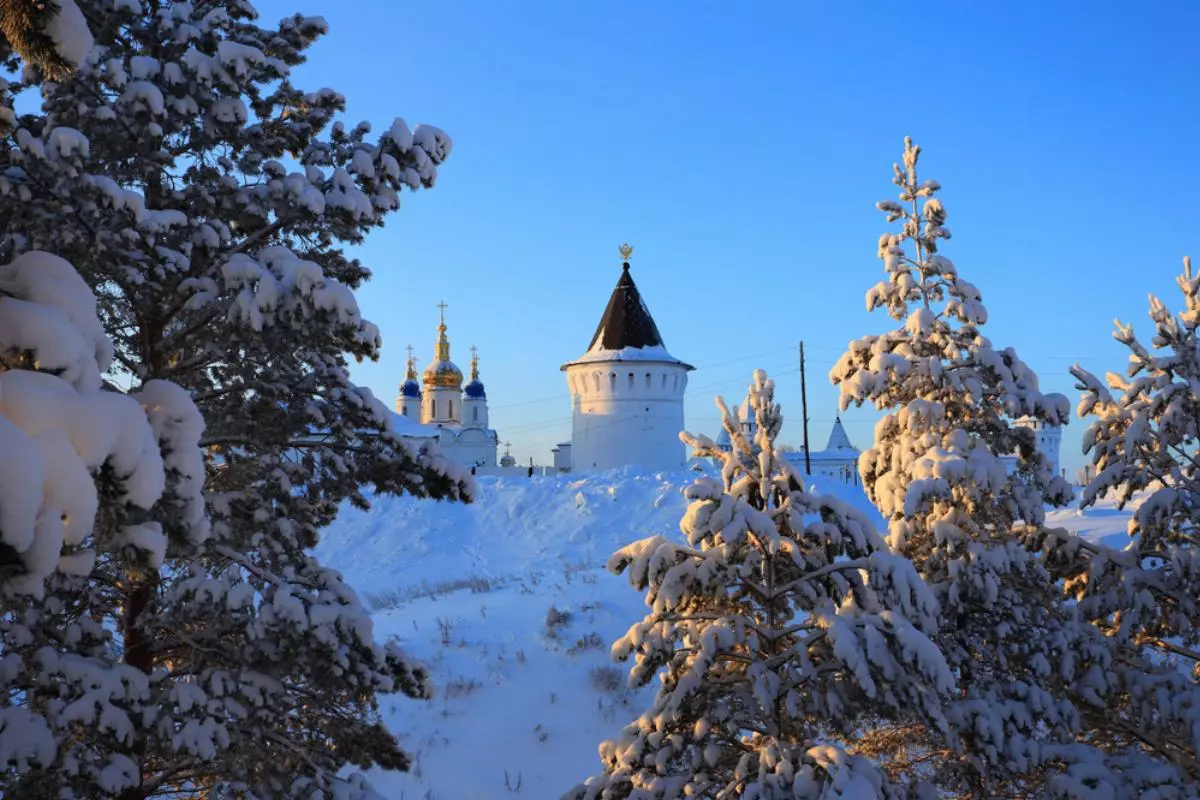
[
  {"left": 561, "top": 243, "right": 693, "bottom": 472},
  {"left": 396, "top": 345, "right": 422, "bottom": 418},
  {"left": 462, "top": 346, "right": 489, "bottom": 429},
  {"left": 422, "top": 301, "right": 464, "bottom": 424},
  {"left": 1015, "top": 416, "right": 1064, "bottom": 477}
]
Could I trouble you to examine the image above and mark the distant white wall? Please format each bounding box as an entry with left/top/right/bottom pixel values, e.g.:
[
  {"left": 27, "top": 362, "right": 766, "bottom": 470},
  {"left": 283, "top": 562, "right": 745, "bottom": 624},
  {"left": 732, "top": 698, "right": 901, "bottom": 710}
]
[
  {"left": 552, "top": 442, "right": 572, "bottom": 472},
  {"left": 436, "top": 426, "right": 497, "bottom": 469},
  {"left": 474, "top": 465, "right": 556, "bottom": 477},
  {"left": 783, "top": 453, "right": 858, "bottom": 482}
]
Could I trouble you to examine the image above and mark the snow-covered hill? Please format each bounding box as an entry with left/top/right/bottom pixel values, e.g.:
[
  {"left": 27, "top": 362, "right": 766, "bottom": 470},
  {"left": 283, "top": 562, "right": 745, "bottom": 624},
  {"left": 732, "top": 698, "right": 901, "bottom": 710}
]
[{"left": 315, "top": 469, "right": 1137, "bottom": 798}]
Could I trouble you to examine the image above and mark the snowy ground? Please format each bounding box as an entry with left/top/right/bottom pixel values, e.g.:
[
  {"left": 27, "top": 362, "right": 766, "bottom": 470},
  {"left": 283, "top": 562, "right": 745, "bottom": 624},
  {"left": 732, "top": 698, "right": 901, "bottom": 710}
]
[{"left": 314, "top": 469, "right": 1137, "bottom": 799}]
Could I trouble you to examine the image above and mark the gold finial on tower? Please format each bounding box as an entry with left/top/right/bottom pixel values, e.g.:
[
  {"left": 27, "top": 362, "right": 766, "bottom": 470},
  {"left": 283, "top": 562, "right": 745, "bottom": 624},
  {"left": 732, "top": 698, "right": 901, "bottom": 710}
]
[
  {"left": 405, "top": 344, "right": 418, "bottom": 380},
  {"left": 470, "top": 345, "right": 480, "bottom": 381},
  {"left": 619, "top": 242, "right": 634, "bottom": 264},
  {"left": 435, "top": 301, "right": 451, "bottom": 361}
]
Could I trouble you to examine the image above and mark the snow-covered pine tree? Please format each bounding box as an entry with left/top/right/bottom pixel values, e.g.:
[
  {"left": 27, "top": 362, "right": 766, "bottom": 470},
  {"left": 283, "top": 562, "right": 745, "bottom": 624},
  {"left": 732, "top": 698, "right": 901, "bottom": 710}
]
[
  {"left": 0, "top": 2, "right": 468, "bottom": 797},
  {"left": 1032, "top": 257, "right": 1200, "bottom": 787},
  {"left": 831, "top": 138, "right": 1145, "bottom": 796},
  {"left": 566, "top": 369, "right": 954, "bottom": 800},
  {"left": 0, "top": 249, "right": 206, "bottom": 596}
]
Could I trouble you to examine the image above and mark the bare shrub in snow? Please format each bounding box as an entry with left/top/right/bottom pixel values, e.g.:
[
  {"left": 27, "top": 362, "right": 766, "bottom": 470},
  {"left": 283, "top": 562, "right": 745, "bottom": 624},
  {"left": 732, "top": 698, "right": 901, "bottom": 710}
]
[
  {"left": 566, "top": 370, "right": 953, "bottom": 799},
  {"left": 436, "top": 616, "right": 455, "bottom": 646},
  {"left": 568, "top": 632, "right": 606, "bottom": 655},
  {"left": 545, "top": 604, "right": 571, "bottom": 638},
  {"left": 365, "top": 574, "right": 497, "bottom": 611},
  {"left": 443, "top": 677, "right": 481, "bottom": 699},
  {"left": 588, "top": 665, "right": 624, "bottom": 696}
]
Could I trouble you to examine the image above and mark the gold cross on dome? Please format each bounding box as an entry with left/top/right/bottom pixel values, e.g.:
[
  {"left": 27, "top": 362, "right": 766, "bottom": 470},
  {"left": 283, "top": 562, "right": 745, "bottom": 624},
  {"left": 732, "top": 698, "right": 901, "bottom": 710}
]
[
  {"left": 406, "top": 344, "right": 414, "bottom": 361},
  {"left": 618, "top": 242, "right": 634, "bottom": 263},
  {"left": 437, "top": 300, "right": 448, "bottom": 322}
]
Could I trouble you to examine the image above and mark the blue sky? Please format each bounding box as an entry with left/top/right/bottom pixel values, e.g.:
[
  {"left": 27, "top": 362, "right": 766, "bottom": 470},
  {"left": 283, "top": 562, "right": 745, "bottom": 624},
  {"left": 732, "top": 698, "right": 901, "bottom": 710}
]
[{"left": 256, "top": 0, "right": 1200, "bottom": 474}]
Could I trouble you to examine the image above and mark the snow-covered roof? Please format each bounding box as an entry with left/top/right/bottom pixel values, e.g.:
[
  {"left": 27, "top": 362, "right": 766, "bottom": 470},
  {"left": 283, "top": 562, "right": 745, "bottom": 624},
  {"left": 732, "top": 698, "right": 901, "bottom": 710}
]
[
  {"left": 564, "top": 344, "right": 691, "bottom": 367},
  {"left": 388, "top": 411, "right": 438, "bottom": 439},
  {"left": 825, "top": 417, "right": 856, "bottom": 452}
]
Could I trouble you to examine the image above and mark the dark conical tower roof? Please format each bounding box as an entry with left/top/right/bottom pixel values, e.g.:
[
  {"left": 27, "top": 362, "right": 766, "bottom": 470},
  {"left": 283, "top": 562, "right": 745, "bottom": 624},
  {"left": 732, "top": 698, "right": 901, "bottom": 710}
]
[
  {"left": 561, "top": 244, "right": 693, "bottom": 371},
  {"left": 586, "top": 263, "right": 665, "bottom": 352}
]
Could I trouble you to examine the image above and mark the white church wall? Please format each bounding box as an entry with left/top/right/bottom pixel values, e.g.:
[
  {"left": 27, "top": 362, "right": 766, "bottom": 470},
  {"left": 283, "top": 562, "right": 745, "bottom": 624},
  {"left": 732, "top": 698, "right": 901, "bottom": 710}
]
[
  {"left": 433, "top": 426, "right": 497, "bottom": 469},
  {"left": 463, "top": 397, "right": 488, "bottom": 428}
]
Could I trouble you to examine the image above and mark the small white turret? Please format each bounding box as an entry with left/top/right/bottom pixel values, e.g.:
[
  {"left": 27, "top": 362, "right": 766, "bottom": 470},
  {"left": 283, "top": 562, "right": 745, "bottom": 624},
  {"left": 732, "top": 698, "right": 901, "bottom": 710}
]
[
  {"left": 462, "top": 346, "right": 489, "bottom": 428},
  {"left": 396, "top": 344, "right": 423, "bottom": 418}
]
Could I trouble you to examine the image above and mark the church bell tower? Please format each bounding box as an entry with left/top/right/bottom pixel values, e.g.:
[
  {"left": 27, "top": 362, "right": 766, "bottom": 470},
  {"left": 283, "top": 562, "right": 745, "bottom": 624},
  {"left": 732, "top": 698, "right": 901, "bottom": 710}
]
[{"left": 422, "top": 301, "right": 463, "bottom": 424}]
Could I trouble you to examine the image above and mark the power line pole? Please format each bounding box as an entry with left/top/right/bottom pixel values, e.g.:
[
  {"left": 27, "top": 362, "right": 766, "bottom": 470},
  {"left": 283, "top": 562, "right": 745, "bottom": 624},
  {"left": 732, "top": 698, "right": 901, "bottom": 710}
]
[{"left": 799, "top": 340, "right": 811, "bottom": 476}]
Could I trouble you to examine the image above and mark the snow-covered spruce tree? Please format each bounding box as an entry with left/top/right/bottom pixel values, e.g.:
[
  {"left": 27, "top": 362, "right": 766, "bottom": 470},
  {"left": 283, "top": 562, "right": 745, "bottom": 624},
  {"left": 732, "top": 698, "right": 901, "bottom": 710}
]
[
  {"left": 566, "top": 369, "right": 954, "bottom": 799},
  {"left": 1030, "top": 258, "right": 1200, "bottom": 786},
  {"left": 831, "top": 138, "right": 1144, "bottom": 796},
  {"left": 0, "top": 2, "right": 468, "bottom": 797}
]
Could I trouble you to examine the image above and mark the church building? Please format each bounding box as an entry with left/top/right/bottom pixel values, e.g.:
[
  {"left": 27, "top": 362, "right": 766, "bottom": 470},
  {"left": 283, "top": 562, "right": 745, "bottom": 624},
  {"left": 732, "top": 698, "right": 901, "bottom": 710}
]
[
  {"left": 560, "top": 244, "right": 693, "bottom": 472},
  {"left": 394, "top": 304, "right": 499, "bottom": 469},
  {"left": 784, "top": 416, "right": 861, "bottom": 482},
  {"left": 716, "top": 406, "right": 862, "bottom": 483}
]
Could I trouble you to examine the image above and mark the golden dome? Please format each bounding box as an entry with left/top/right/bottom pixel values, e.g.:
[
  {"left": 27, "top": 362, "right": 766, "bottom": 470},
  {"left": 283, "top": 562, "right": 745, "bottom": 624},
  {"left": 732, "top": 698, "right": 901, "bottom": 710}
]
[
  {"left": 423, "top": 301, "right": 464, "bottom": 389},
  {"left": 423, "top": 356, "right": 463, "bottom": 388}
]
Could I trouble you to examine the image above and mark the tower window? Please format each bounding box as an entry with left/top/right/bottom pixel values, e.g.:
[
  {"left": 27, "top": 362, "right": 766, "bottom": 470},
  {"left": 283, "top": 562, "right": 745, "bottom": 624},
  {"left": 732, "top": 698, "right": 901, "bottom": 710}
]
[
  {"left": 449, "top": 399, "right": 454, "bottom": 419},
  {"left": 473, "top": 406, "right": 479, "bottom": 422},
  {"left": 628, "top": 372, "right": 634, "bottom": 389},
  {"left": 402, "top": 407, "right": 408, "bottom": 416},
  {"left": 645, "top": 372, "right": 651, "bottom": 389},
  {"left": 661, "top": 373, "right": 667, "bottom": 389}
]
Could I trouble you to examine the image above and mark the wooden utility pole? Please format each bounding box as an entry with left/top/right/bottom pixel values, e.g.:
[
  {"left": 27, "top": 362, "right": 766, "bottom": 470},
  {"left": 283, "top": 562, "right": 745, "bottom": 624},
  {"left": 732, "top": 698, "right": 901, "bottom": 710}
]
[{"left": 799, "top": 341, "right": 812, "bottom": 475}]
